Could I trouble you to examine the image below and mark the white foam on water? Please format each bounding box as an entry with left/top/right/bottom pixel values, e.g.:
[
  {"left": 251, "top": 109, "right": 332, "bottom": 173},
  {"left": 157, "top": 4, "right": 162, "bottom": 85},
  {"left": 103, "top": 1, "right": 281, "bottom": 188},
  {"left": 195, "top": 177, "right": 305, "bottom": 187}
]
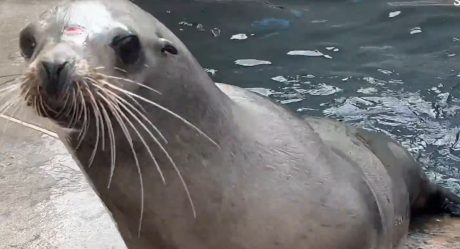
[
  {"left": 230, "top": 33, "right": 248, "bottom": 40},
  {"left": 287, "top": 50, "right": 332, "bottom": 59},
  {"left": 235, "top": 59, "right": 272, "bottom": 67},
  {"left": 389, "top": 11, "right": 402, "bottom": 18}
]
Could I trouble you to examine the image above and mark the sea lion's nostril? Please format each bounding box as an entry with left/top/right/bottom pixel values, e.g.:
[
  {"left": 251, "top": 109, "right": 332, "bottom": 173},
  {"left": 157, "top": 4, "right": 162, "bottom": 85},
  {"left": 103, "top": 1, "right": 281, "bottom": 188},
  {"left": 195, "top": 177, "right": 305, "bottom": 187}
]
[{"left": 40, "top": 60, "right": 71, "bottom": 97}]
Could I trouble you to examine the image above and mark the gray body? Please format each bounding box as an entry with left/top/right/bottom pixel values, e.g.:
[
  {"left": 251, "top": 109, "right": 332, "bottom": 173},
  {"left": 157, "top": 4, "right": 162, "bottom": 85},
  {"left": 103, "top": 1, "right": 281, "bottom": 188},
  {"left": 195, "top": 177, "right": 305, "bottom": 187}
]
[{"left": 15, "top": 0, "right": 457, "bottom": 249}]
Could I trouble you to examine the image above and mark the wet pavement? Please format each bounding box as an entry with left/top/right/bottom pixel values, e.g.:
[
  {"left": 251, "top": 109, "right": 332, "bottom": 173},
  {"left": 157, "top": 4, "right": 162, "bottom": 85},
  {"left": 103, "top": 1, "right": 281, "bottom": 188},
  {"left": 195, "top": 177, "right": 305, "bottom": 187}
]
[{"left": 0, "top": 1, "right": 458, "bottom": 249}]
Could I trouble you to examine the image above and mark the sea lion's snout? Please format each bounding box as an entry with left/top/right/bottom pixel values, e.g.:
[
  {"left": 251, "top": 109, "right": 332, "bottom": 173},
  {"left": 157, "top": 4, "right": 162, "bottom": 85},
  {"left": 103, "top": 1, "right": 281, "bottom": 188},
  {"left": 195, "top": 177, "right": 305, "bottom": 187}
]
[
  {"left": 39, "top": 59, "right": 74, "bottom": 98},
  {"left": 36, "top": 43, "right": 79, "bottom": 99}
]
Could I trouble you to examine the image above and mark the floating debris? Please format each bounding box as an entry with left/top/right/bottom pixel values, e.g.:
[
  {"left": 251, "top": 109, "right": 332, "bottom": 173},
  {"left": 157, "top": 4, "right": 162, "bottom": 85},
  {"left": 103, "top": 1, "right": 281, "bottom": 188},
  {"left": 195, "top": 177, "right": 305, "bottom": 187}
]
[
  {"left": 196, "top": 24, "right": 205, "bottom": 32},
  {"left": 297, "top": 107, "right": 316, "bottom": 112},
  {"left": 179, "top": 21, "right": 193, "bottom": 27},
  {"left": 311, "top": 19, "right": 328, "bottom": 23},
  {"left": 410, "top": 27, "right": 422, "bottom": 35},
  {"left": 287, "top": 50, "right": 332, "bottom": 59},
  {"left": 271, "top": 76, "right": 288, "bottom": 83},
  {"left": 377, "top": 69, "right": 393, "bottom": 75},
  {"left": 230, "top": 33, "right": 248, "bottom": 40},
  {"left": 251, "top": 18, "right": 290, "bottom": 32},
  {"left": 211, "top": 27, "right": 221, "bottom": 37},
  {"left": 204, "top": 68, "right": 218, "bottom": 76},
  {"left": 389, "top": 79, "right": 404, "bottom": 84},
  {"left": 280, "top": 98, "right": 303, "bottom": 104},
  {"left": 389, "top": 11, "right": 402, "bottom": 18},
  {"left": 326, "top": 46, "right": 340, "bottom": 52},
  {"left": 357, "top": 87, "right": 378, "bottom": 94},
  {"left": 235, "top": 59, "right": 272, "bottom": 67},
  {"left": 363, "top": 76, "right": 386, "bottom": 86},
  {"left": 305, "top": 83, "right": 342, "bottom": 96}
]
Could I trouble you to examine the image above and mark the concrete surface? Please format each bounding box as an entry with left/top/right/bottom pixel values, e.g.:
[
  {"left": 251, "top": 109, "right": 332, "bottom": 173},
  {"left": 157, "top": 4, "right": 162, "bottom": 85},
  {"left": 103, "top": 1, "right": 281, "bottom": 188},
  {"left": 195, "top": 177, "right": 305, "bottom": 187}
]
[
  {"left": 0, "top": 1, "right": 126, "bottom": 248},
  {"left": 0, "top": 1, "right": 458, "bottom": 249}
]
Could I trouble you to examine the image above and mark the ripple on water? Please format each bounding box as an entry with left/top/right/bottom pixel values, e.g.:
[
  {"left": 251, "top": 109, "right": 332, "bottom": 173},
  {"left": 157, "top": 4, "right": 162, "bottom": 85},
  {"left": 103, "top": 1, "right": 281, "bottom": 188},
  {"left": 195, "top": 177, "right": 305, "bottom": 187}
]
[{"left": 323, "top": 92, "right": 460, "bottom": 191}]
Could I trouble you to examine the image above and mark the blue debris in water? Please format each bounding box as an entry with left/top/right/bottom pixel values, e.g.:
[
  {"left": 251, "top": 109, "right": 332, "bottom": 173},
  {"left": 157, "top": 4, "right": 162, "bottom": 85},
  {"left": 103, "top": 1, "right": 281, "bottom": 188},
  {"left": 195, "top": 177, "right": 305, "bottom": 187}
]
[
  {"left": 290, "top": 9, "right": 303, "bottom": 17},
  {"left": 251, "top": 18, "right": 290, "bottom": 32}
]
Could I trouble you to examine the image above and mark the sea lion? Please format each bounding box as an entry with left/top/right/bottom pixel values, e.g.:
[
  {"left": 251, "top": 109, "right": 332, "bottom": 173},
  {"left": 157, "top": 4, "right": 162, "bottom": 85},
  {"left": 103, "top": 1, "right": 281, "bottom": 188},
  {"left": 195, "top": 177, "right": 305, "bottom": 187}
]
[{"left": 8, "top": 0, "right": 459, "bottom": 248}]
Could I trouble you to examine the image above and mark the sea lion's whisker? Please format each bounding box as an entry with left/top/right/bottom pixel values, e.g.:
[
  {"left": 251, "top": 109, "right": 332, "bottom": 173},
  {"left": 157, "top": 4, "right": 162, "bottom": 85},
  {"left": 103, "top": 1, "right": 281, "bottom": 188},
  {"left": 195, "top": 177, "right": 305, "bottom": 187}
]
[
  {"left": 0, "top": 73, "right": 22, "bottom": 79},
  {"left": 33, "top": 96, "right": 43, "bottom": 117},
  {"left": 83, "top": 81, "right": 103, "bottom": 168},
  {"left": 96, "top": 91, "right": 145, "bottom": 238},
  {"left": 93, "top": 66, "right": 128, "bottom": 73},
  {"left": 63, "top": 88, "right": 77, "bottom": 119},
  {"left": 0, "top": 83, "right": 20, "bottom": 94},
  {"left": 110, "top": 92, "right": 197, "bottom": 217},
  {"left": 86, "top": 83, "right": 107, "bottom": 151},
  {"left": 68, "top": 91, "right": 80, "bottom": 128},
  {"left": 114, "top": 67, "right": 128, "bottom": 74},
  {"left": 0, "top": 101, "right": 19, "bottom": 135},
  {"left": 43, "top": 101, "right": 58, "bottom": 115},
  {"left": 97, "top": 91, "right": 164, "bottom": 186},
  {"left": 96, "top": 88, "right": 166, "bottom": 184},
  {"left": 93, "top": 84, "right": 168, "bottom": 144},
  {"left": 0, "top": 100, "right": 25, "bottom": 136},
  {"left": 38, "top": 95, "right": 49, "bottom": 118},
  {"left": 0, "top": 99, "right": 20, "bottom": 124},
  {"left": 74, "top": 84, "right": 86, "bottom": 127},
  {"left": 36, "top": 85, "right": 52, "bottom": 118},
  {"left": 69, "top": 89, "right": 83, "bottom": 128},
  {"left": 0, "top": 97, "right": 20, "bottom": 115},
  {"left": 96, "top": 79, "right": 219, "bottom": 148},
  {"left": 75, "top": 83, "right": 91, "bottom": 150},
  {"left": 96, "top": 78, "right": 147, "bottom": 114},
  {"left": 7, "top": 98, "right": 25, "bottom": 126},
  {"left": 67, "top": 88, "right": 81, "bottom": 127},
  {"left": 0, "top": 88, "right": 20, "bottom": 105},
  {"left": 56, "top": 92, "right": 71, "bottom": 118},
  {"left": 0, "top": 80, "right": 21, "bottom": 91},
  {"left": 98, "top": 99, "right": 117, "bottom": 189},
  {"left": 97, "top": 84, "right": 196, "bottom": 217},
  {"left": 93, "top": 72, "right": 162, "bottom": 95}
]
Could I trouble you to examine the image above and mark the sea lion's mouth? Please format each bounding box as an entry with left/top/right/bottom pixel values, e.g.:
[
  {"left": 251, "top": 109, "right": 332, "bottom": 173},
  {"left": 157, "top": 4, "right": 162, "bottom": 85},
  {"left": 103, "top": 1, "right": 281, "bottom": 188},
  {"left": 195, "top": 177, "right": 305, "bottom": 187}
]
[
  {"left": 18, "top": 68, "right": 160, "bottom": 129},
  {"left": 21, "top": 71, "right": 100, "bottom": 125}
]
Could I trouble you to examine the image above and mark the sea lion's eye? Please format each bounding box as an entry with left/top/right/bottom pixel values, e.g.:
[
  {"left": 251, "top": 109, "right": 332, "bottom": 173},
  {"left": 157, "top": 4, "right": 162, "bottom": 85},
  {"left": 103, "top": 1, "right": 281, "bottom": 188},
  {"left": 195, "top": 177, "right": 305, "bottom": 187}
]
[
  {"left": 19, "top": 29, "right": 36, "bottom": 60},
  {"left": 111, "top": 34, "right": 142, "bottom": 65}
]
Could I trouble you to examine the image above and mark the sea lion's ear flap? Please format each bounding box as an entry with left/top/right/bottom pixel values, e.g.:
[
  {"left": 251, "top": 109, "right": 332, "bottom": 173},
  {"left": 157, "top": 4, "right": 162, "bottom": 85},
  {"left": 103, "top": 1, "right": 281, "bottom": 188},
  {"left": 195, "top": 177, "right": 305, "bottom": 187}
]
[{"left": 159, "top": 38, "right": 178, "bottom": 55}]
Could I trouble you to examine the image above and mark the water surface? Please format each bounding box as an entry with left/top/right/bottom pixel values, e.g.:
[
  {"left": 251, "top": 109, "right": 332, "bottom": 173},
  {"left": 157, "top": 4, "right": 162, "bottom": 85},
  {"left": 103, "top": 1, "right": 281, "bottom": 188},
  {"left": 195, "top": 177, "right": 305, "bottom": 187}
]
[{"left": 137, "top": 0, "right": 460, "bottom": 192}]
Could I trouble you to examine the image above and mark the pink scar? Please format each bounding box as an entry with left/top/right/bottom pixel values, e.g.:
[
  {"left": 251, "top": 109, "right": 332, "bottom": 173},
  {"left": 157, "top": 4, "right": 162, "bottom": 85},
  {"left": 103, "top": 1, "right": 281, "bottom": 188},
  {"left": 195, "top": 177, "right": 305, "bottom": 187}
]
[{"left": 64, "top": 26, "right": 85, "bottom": 36}]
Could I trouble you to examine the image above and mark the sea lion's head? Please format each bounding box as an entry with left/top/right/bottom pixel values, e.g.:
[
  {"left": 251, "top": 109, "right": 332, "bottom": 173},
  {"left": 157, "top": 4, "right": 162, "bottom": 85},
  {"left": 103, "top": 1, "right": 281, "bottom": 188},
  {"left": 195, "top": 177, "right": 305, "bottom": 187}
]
[{"left": 17, "top": 0, "right": 201, "bottom": 129}]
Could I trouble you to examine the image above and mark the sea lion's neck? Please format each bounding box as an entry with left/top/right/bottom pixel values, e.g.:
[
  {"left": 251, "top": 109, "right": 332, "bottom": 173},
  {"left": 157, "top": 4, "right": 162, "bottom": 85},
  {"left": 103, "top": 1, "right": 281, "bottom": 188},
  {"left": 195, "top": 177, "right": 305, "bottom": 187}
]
[{"left": 149, "top": 70, "right": 236, "bottom": 147}]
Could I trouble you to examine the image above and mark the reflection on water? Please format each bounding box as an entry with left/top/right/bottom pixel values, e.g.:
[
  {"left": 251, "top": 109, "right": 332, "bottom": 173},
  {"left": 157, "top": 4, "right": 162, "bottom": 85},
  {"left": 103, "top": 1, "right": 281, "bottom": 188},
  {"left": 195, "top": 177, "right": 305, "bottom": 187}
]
[{"left": 137, "top": 0, "right": 460, "bottom": 192}]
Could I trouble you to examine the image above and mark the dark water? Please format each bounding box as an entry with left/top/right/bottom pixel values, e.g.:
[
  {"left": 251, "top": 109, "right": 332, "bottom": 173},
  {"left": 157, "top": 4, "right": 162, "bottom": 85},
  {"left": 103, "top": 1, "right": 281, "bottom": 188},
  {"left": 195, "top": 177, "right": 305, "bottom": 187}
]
[{"left": 136, "top": 0, "right": 460, "bottom": 193}]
